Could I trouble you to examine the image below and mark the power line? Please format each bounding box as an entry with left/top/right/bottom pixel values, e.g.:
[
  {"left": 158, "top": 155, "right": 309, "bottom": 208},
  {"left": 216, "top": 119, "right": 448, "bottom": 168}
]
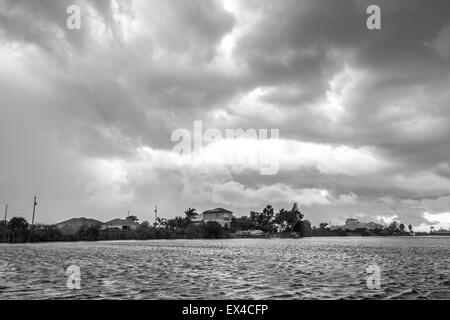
[
  {"left": 8, "top": 205, "right": 34, "bottom": 212},
  {"left": 0, "top": 199, "right": 36, "bottom": 211},
  {"left": 1, "top": 196, "right": 39, "bottom": 222}
]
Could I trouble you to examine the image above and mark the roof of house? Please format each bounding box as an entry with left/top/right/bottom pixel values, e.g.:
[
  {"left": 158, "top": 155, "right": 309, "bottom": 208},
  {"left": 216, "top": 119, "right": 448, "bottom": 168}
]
[
  {"left": 202, "top": 208, "right": 233, "bottom": 215},
  {"left": 55, "top": 217, "right": 102, "bottom": 227},
  {"left": 331, "top": 220, "right": 384, "bottom": 231},
  {"left": 103, "top": 218, "right": 139, "bottom": 226}
]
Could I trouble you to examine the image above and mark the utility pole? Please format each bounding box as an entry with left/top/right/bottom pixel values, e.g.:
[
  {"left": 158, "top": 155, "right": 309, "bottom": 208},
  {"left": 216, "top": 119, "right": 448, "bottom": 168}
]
[
  {"left": 31, "top": 196, "right": 37, "bottom": 225},
  {"left": 3, "top": 204, "right": 7, "bottom": 222},
  {"left": 154, "top": 205, "right": 158, "bottom": 224}
]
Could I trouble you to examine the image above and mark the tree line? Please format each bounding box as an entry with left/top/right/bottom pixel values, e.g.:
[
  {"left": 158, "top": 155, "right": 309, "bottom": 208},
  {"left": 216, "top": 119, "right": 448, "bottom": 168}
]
[
  {"left": 0, "top": 213, "right": 231, "bottom": 243},
  {"left": 0, "top": 203, "right": 415, "bottom": 243}
]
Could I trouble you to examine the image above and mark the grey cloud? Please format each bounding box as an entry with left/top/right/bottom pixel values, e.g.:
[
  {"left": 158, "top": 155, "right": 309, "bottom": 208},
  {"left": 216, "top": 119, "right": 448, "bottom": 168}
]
[
  {"left": 225, "top": 0, "right": 450, "bottom": 178},
  {"left": 1, "top": 0, "right": 449, "bottom": 229}
]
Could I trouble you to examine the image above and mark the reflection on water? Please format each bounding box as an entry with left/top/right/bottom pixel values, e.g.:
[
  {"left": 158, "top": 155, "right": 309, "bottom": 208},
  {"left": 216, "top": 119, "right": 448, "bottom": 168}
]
[{"left": 0, "top": 237, "right": 449, "bottom": 299}]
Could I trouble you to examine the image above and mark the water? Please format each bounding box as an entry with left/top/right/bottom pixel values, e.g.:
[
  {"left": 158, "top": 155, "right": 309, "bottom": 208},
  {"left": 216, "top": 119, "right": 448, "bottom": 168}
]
[{"left": 0, "top": 237, "right": 449, "bottom": 300}]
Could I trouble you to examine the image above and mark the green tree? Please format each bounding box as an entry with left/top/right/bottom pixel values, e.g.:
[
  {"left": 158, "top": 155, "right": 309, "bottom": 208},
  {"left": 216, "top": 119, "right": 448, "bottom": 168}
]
[
  {"left": 274, "top": 208, "right": 291, "bottom": 232},
  {"left": 203, "top": 221, "right": 226, "bottom": 239},
  {"left": 29, "top": 224, "right": 62, "bottom": 242},
  {"left": 184, "top": 208, "right": 197, "bottom": 220},
  {"left": 399, "top": 223, "right": 406, "bottom": 233},
  {"left": 0, "top": 220, "right": 8, "bottom": 242},
  {"left": 275, "top": 203, "right": 304, "bottom": 233},
  {"left": 136, "top": 221, "right": 155, "bottom": 240},
  {"left": 408, "top": 224, "right": 413, "bottom": 233},
  {"left": 167, "top": 216, "right": 188, "bottom": 230},
  {"left": 319, "top": 222, "right": 329, "bottom": 230},
  {"left": 7, "top": 217, "right": 29, "bottom": 242},
  {"left": 250, "top": 205, "right": 275, "bottom": 233},
  {"left": 294, "top": 219, "right": 312, "bottom": 237},
  {"left": 291, "top": 203, "right": 303, "bottom": 220},
  {"left": 126, "top": 215, "right": 139, "bottom": 223},
  {"left": 154, "top": 217, "right": 167, "bottom": 228},
  {"left": 230, "top": 216, "right": 255, "bottom": 232},
  {"left": 386, "top": 221, "right": 400, "bottom": 234},
  {"left": 78, "top": 224, "right": 101, "bottom": 241},
  {"left": 139, "top": 221, "right": 150, "bottom": 228}
]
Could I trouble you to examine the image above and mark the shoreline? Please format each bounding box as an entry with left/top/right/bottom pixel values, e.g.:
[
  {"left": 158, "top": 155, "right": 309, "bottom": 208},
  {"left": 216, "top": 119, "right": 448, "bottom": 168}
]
[{"left": 1, "top": 234, "right": 449, "bottom": 245}]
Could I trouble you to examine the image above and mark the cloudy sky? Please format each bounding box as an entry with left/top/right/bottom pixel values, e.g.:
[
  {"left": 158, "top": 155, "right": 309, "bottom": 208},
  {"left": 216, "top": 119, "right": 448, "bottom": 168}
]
[{"left": 1, "top": 0, "right": 450, "bottom": 230}]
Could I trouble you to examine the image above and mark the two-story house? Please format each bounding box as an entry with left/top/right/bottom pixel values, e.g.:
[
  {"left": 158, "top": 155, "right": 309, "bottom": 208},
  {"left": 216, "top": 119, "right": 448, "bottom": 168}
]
[{"left": 192, "top": 208, "right": 234, "bottom": 228}]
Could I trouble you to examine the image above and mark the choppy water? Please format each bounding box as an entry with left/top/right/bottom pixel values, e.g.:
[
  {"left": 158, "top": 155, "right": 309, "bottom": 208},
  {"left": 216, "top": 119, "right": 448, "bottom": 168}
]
[{"left": 0, "top": 237, "right": 449, "bottom": 300}]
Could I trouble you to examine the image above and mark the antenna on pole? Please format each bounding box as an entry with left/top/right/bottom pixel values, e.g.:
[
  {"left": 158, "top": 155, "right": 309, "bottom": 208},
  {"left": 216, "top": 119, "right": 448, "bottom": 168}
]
[
  {"left": 3, "top": 204, "right": 7, "bottom": 222},
  {"left": 154, "top": 205, "right": 158, "bottom": 224},
  {"left": 31, "top": 195, "right": 37, "bottom": 225}
]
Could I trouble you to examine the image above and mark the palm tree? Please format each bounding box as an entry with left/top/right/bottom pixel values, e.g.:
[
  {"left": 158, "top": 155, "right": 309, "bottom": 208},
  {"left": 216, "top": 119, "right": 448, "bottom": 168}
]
[
  {"left": 319, "top": 222, "right": 329, "bottom": 230},
  {"left": 184, "top": 208, "right": 197, "bottom": 220},
  {"left": 154, "top": 217, "right": 167, "bottom": 228},
  {"left": 126, "top": 215, "right": 139, "bottom": 223}
]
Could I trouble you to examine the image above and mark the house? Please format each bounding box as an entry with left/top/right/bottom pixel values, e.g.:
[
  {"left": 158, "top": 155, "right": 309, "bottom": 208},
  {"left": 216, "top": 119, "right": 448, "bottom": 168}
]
[
  {"left": 55, "top": 217, "right": 102, "bottom": 235},
  {"left": 330, "top": 218, "right": 383, "bottom": 231},
  {"left": 434, "top": 228, "right": 450, "bottom": 235},
  {"left": 192, "top": 208, "right": 234, "bottom": 228},
  {"left": 102, "top": 218, "right": 139, "bottom": 231}
]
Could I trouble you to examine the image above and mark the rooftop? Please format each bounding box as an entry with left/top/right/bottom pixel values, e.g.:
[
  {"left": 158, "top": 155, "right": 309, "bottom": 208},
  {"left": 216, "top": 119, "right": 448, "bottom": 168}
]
[
  {"left": 103, "top": 218, "right": 139, "bottom": 227},
  {"left": 55, "top": 217, "right": 102, "bottom": 227},
  {"left": 202, "top": 208, "right": 233, "bottom": 214}
]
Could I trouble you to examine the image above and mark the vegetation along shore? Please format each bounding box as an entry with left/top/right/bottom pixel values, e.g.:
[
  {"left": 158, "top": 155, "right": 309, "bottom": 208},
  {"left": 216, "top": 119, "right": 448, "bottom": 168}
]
[{"left": 1, "top": 203, "right": 448, "bottom": 243}]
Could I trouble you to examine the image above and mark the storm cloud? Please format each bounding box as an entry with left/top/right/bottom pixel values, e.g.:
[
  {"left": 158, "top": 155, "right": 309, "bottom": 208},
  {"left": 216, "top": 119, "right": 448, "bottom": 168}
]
[{"left": 1, "top": 0, "right": 449, "bottom": 230}]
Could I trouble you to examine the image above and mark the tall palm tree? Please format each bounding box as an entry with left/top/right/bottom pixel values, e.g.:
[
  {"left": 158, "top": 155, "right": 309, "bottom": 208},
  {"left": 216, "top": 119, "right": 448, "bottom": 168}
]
[
  {"left": 184, "top": 208, "right": 197, "bottom": 220},
  {"left": 154, "top": 217, "right": 167, "bottom": 228}
]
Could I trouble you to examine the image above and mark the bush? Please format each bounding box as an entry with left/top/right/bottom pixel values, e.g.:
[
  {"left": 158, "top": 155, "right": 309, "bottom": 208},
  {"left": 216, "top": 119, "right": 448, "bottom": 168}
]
[{"left": 29, "top": 224, "right": 63, "bottom": 242}]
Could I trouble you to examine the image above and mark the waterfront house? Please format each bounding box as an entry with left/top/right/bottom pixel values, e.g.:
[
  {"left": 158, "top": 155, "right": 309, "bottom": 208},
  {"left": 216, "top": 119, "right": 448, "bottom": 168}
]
[
  {"left": 192, "top": 208, "right": 234, "bottom": 228},
  {"left": 434, "top": 228, "right": 450, "bottom": 235},
  {"left": 102, "top": 218, "right": 139, "bottom": 231},
  {"left": 330, "top": 218, "right": 383, "bottom": 231},
  {"left": 55, "top": 217, "right": 102, "bottom": 235}
]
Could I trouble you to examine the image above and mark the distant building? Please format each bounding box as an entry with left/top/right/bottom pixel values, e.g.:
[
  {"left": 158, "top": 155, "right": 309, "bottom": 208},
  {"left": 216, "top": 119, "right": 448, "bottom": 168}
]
[
  {"left": 434, "top": 228, "right": 450, "bottom": 235},
  {"left": 102, "top": 218, "right": 139, "bottom": 231},
  {"left": 330, "top": 218, "right": 383, "bottom": 231},
  {"left": 345, "top": 218, "right": 358, "bottom": 226},
  {"left": 55, "top": 217, "right": 102, "bottom": 235},
  {"left": 192, "top": 208, "right": 234, "bottom": 228}
]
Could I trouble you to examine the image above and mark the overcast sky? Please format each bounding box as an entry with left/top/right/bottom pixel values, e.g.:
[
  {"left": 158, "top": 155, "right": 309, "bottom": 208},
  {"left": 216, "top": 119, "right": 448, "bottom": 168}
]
[{"left": 1, "top": 0, "right": 450, "bottom": 230}]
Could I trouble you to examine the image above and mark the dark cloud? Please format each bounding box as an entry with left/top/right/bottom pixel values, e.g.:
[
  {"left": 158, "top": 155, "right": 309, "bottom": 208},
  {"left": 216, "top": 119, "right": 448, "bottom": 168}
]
[{"left": 0, "top": 0, "right": 449, "bottom": 229}]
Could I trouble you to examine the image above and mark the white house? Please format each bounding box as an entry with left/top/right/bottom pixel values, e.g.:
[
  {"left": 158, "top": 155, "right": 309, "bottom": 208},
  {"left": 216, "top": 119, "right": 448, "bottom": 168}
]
[
  {"left": 330, "top": 218, "right": 383, "bottom": 231},
  {"left": 102, "top": 218, "right": 139, "bottom": 231},
  {"left": 55, "top": 217, "right": 102, "bottom": 235},
  {"left": 192, "top": 208, "right": 234, "bottom": 228}
]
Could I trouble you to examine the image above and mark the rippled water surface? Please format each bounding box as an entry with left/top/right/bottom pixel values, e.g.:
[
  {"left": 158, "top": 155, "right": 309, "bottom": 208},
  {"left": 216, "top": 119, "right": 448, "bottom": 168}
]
[{"left": 0, "top": 237, "right": 449, "bottom": 299}]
